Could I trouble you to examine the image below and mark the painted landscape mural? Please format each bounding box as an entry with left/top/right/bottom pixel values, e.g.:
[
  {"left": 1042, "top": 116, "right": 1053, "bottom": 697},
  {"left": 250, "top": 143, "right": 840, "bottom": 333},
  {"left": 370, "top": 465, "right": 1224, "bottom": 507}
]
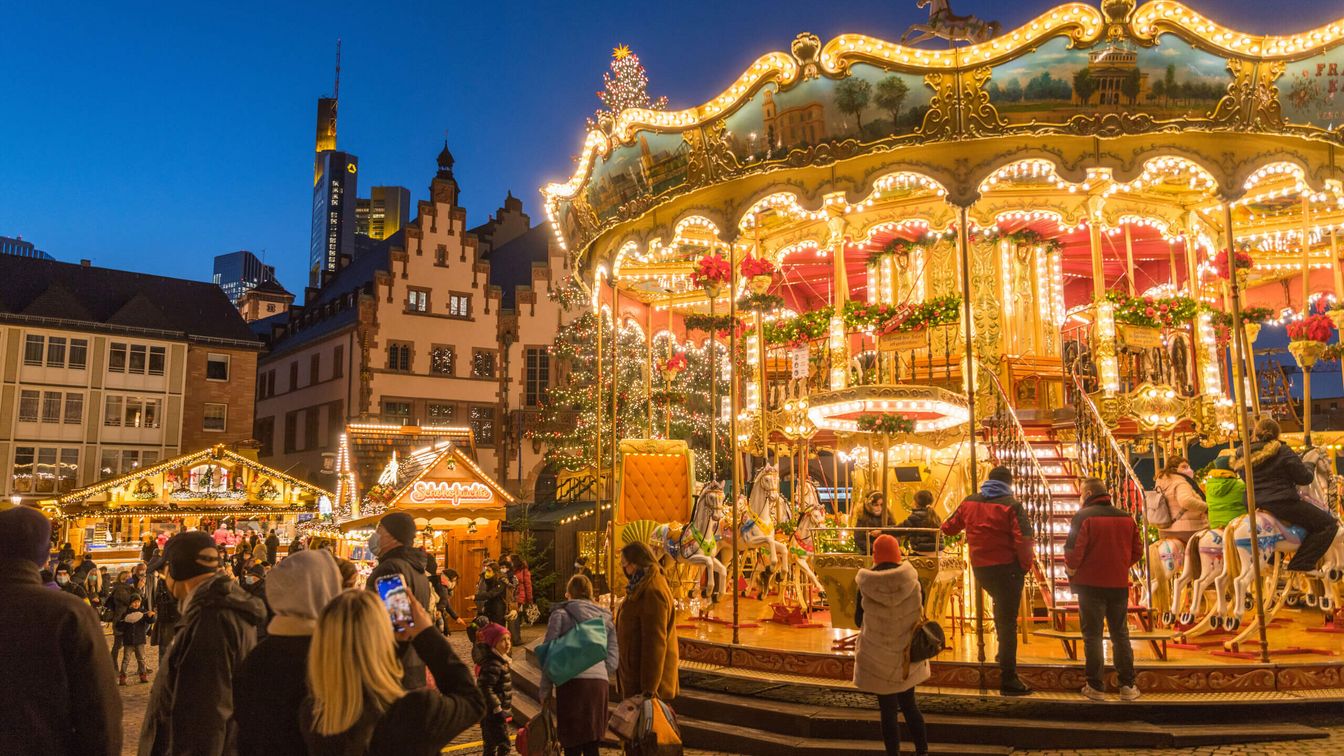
[{"left": 1281, "top": 45, "right": 1344, "bottom": 131}]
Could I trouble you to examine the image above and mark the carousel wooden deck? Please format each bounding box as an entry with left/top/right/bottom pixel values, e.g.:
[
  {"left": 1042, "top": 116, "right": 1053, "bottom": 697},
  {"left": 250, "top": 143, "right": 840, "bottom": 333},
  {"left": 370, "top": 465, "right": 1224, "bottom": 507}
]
[{"left": 674, "top": 596, "right": 1344, "bottom": 700}]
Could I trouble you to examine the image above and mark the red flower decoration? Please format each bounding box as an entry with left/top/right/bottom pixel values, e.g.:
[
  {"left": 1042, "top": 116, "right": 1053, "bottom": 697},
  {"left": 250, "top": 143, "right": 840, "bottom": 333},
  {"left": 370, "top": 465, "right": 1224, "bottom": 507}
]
[
  {"left": 1287, "top": 313, "right": 1335, "bottom": 343},
  {"left": 1214, "top": 249, "right": 1254, "bottom": 279},
  {"left": 663, "top": 352, "right": 688, "bottom": 372},
  {"left": 739, "top": 255, "right": 775, "bottom": 278},
  {"left": 692, "top": 254, "right": 732, "bottom": 290}
]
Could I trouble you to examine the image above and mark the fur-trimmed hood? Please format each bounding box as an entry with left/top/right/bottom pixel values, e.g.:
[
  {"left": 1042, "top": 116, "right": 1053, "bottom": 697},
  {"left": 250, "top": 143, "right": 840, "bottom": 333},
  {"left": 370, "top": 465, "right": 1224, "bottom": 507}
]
[{"left": 1230, "top": 440, "right": 1280, "bottom": 471}]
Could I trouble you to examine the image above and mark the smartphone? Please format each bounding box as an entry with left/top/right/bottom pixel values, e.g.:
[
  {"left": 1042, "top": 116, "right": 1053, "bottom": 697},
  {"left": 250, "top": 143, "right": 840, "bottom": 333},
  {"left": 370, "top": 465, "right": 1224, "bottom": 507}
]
[{"left": 375, "top": 574, "right": 414, "bottom": 628}]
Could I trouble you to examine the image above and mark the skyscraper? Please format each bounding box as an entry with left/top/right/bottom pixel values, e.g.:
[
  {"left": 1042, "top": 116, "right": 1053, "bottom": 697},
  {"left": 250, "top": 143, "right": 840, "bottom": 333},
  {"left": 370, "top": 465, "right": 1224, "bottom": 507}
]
[
  {"left": 213, "top": 250, "right": 277, "bottom": 304},
  {"left": 356, "top": 186, "right": 411, "bottom": 240},
  {"left": 310, "top": 151, "right": 359, "bottom": 288}
]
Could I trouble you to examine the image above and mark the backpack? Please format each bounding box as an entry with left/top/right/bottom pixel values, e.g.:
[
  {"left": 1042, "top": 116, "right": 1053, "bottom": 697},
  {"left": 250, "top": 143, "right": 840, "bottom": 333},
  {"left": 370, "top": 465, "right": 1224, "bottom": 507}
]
[{"left": 1144, "top": 489, "right": 1176, "bottom": 528}]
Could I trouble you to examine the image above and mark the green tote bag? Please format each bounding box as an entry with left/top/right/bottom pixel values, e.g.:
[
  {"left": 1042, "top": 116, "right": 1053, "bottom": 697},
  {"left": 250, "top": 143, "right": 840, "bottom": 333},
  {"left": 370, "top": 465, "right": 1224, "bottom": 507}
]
[{"left": 535, "top": 606, "right": 608, "bottom": 686}]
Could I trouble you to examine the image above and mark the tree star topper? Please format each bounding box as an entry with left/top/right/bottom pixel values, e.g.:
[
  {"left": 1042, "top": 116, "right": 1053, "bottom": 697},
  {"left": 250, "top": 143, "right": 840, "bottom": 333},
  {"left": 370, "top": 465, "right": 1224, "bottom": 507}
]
[{"left": 612, "top": 43, "right": 632, "bottom": 59}]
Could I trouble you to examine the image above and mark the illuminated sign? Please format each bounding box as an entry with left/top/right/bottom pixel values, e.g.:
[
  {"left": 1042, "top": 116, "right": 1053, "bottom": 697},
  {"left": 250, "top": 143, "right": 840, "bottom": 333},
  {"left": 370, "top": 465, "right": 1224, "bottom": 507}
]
[{"left": 408, "top": 480, "right": 494, "bottom": 507}]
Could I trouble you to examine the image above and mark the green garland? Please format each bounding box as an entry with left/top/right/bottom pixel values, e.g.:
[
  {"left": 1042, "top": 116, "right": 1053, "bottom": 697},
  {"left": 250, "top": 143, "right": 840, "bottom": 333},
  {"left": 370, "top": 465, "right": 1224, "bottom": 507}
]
[
  {"left": 758, "top": 295, "right": 962, "bottom": 346},
  {"left": 1103, "top": 291, "right": 1199, "bottom": 328},
  {"left": 867, "top": 237, "right": 932, "bottom": 265},
  {"left": 683, "top": 313, "right": 737, "bottom": 334},
  {"left": 983, "top": 228, "right": 1063, "bottom": 254},
  {"left": 737, "top": 292, "right": 786, "bottom": 312},
  {"left": 762, "top": 307, "right": 833, "bottom": 345},
  {"left": 855, "top": 413, "right": 916, "bottom": 434},
  {"left": 1209, "top": 306, "right": 1274, "bottom": 328}
]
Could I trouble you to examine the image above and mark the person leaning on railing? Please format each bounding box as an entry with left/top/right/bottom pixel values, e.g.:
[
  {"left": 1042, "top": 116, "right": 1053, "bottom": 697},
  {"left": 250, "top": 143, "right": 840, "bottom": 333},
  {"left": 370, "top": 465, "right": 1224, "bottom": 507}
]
[
  {"left": 855, "top": 492, "right": 896, "bottom": 555},
  {"left": 895, "top": 490, "right": 942, "bottom": 556}
]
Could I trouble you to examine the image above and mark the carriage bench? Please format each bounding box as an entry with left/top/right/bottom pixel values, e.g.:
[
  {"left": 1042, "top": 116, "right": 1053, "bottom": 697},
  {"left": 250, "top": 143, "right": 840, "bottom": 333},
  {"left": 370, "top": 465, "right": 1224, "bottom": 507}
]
[{"left": 1034, "top": 628, "right": 1174, "bottom": 661}]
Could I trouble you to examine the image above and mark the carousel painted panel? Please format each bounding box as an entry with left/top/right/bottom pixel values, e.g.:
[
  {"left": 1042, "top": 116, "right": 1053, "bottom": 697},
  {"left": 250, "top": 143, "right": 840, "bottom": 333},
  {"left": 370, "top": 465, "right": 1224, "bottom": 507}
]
[
  {"left": 585, "top": 130, "right": 690, "bottom": 223},
  {"left": 1281, "top": 44, "right": 1344, "bottom": 133}
]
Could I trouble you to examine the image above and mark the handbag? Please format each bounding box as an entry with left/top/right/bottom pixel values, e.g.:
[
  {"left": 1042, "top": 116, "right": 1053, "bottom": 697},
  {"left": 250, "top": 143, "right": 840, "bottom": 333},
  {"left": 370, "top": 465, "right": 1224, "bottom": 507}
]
[
  {"left": 908, "top": 598, "right": 946, "bottom": 664},
  {"left": 609, "top": 694, "right": 682, "bottom": 755},
  {"left": 516, "top": 699, "right": 562, "bottom": 756},
  {"left": 535, "top": 606, "right": 608, "bottom": 687}
]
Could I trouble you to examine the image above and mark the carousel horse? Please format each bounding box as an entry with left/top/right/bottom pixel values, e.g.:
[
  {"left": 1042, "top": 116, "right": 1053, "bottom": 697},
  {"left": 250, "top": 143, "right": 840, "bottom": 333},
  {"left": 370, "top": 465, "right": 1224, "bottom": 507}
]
[
  {"left": 1299, "top": 445, "right": 1336, "bottom": 511},
  {"left": 1220, "top": 511, "right": 1344, "bottom": 633},
  {"left": 900, "top": 0, "right": 1001, "bottom": 46},
  {"left": 784, "top": 478, "right": 828, "bottom": 596},
  {"left": 653, "top": 482, "right": 729, "bottom": 603},
  {"left": 715, "top": 465, "right": 791, "bottom": 596},
  {"left": 1148, "top": 537, "right": 1186, "bottom": 625},
  {"left": 1168, "top": 527, "right": 1231, "bottom": 627}
]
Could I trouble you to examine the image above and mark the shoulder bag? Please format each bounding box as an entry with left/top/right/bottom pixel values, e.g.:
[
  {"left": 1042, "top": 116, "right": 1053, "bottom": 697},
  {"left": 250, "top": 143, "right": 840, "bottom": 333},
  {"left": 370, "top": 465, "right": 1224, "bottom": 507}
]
[{"left": 535, "top": 605, "right": 608, "bottom": 687}]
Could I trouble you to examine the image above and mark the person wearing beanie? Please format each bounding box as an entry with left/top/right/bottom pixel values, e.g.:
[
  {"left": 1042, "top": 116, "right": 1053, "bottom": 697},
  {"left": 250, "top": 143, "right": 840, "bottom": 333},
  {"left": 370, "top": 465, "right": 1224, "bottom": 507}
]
[
  {"left": 1065, "top": 478, "right": 1144, "bottom": 702},
  {"left": 474, "top": 622, "right": 513, "bottom": 756},
  {"left": 1205, "top": 454, "right": 1247, "bottom": 530},
  {"left": 140, "top": 531, "right": 267, "bottom": 756},
  {"left": 234, "top": 549, "right": 343, "bottom": 756},
  {"left": 0, "top": 505, "right": 122, "bottom": 756},
  {"left": 942, "top": 465, "right": 1035, "bottom": 696},
  {"left": 365, "top": 511, "right": 432, "bottom": 689},
  {"left": 853, "top": 535, "right": 929, "bottom": 756},
  {"left": 242, "top": 562, "right": 272, "bottom": 639}
]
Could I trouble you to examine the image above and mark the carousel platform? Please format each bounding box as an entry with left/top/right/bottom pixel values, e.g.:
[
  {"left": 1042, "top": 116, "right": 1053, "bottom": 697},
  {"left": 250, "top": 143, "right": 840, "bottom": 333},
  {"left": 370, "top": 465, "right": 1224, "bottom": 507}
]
[{"left": 674, "top": 596, "right": 1344, "bottom": 702}]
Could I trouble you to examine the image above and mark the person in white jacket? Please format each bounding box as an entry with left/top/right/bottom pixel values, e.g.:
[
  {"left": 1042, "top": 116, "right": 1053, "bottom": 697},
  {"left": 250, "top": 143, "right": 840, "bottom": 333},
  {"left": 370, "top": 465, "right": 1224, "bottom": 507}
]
[
  {"left": 538, "top": 574, "right": 618, "bottom": 756},
  {"left": 1154, "top": 457, "right": 1208, "bottom": 544},
  {"left": 853, "top": 534, "right": 929, "bottom": 756}
]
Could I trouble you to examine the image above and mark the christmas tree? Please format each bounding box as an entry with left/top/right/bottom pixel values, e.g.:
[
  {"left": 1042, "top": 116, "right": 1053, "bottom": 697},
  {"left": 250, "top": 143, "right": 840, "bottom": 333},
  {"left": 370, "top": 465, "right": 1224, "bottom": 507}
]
[
  {"left": 531, "top": 278, "right": 648, "bottom": 475},
  {"left": 652, "top": 333, "right": 732, "bottom": 484},
  {"left": 589, "top": 44, "right": 669, "bottom": 128}
]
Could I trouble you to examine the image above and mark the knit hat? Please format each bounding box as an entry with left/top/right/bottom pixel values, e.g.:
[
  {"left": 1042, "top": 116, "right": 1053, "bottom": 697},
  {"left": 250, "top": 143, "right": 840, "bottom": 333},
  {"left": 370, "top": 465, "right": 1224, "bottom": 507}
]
[
  {"left": 0, "top": 505, "right": 52, "bottom": 566},
  {"left": 478, "top": 622, "right": 509, "bottom": 649},
  {"left": 872, "top": 534, "right": 903, "bottom": 565},
  {"left": 379, "top": 512, "right": 417, "bottom": 548},
  {"left": 1213, "top": 455, "right": 1232, "bottom": 471},
  {"left": 160, "top": 531, "right": 220, "bottom": 580},
  {"left": 988, "top": 466, "right": 1014, "bottom": 484},
  {"left": 265, "top": 549, "right": 341, "bottom": 636}
]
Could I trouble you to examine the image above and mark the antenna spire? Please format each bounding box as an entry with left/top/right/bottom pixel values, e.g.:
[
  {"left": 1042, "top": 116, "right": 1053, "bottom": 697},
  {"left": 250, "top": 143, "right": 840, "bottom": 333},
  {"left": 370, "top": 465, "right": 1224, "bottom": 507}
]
[{"left": 333, "top": 39, "right": 342, "bottom": 103}]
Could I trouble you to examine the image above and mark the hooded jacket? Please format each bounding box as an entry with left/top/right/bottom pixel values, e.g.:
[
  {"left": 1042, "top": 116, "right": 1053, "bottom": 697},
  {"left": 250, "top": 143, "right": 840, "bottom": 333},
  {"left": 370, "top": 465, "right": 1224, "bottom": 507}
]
[
  {"left": 616, "top": 568, "right": 678, "bottom": 700},
  {"left": 1154, "top": 473, "right": 1208, "bottom": 537},
  {"left": 896, "top": 506, "right": 942, "bottom": 554},
  {"left": 367, "top": 545, "right": 432, "bottom": 689},
  {"left": 1064, "top": 493, "right": 1143, "bottom": 590},
  {"left": 852, "top": 562, "right": 930, "bottom": 695},
  {"left": 942, "top": 483, "right": 1034, "bottom": 570},
  {"left": 853, "top": 503, "right": 895, "bottom": 555},
  {"left": 539, "top": 598, "right": 619, "bottom": 700},
  {"left": 1204, "top": 468, "right": 1247, "bottom": 529},
  {"left": 0, "top": 559, "right": 122, "bottom": 756},
  {"left": 1232, "top": 440, "right": 1314, "bottom": 508},
  {"left": 138, "top": 572, "right": 266, "bottom": 756}
]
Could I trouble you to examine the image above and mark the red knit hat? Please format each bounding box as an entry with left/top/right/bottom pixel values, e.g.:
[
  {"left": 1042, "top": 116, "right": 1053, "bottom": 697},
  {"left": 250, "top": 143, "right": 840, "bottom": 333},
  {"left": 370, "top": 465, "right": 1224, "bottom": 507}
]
[
  {"left": 478, "top": 622, "right": 509, "bottom": 649},
  {"left": 872, "top": 534, "right": 903, "bottom": 565}
]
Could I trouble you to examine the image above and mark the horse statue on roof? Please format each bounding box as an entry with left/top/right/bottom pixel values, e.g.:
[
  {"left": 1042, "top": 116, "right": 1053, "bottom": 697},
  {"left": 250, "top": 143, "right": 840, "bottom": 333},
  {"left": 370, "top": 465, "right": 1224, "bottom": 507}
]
[
  {"left": 653, "top": 481, "right": 729, "bottom": 603},
  {"left": 901, "top": 0, "right": 1001, "bottom": 47}
]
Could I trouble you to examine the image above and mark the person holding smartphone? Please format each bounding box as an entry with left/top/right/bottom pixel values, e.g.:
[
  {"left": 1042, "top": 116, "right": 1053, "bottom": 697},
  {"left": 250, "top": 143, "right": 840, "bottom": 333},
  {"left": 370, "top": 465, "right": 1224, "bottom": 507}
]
[
  {"left": 365, "top": 512, "right": 432, "bottom": 689},
  {"left": 301, "top": 590, "right": 485, "bottom": 755}
]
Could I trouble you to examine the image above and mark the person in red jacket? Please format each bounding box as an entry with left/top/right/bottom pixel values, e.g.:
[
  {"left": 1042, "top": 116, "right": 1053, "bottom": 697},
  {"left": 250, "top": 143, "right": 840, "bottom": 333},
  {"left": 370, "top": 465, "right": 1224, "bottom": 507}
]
[
  {"left": 1065, "top": 477, "right": 1144, "bottom": 702},
  {"left": 941, "top": 466, "right": 1034, "bottom": 696}
]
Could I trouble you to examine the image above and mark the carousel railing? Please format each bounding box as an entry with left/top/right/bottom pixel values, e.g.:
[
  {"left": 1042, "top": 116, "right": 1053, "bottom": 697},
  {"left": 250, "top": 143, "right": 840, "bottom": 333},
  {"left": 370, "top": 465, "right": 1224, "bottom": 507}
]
[{"left": 978, "top": 364, "right": 1062, "bottom": 606}]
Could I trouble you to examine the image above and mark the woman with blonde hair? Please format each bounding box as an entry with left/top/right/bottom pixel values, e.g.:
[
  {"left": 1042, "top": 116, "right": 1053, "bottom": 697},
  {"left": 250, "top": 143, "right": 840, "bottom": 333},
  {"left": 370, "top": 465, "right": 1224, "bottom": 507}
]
[{"left": 300, "top": 590, "right": 483, "bottom": 755}]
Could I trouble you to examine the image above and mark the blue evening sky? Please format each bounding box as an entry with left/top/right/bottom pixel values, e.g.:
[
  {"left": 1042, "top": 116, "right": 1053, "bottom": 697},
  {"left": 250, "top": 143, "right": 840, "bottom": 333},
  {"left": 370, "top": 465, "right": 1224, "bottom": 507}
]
[{"left": 1, "top": 0, "right": 1338, "bottom": 296}]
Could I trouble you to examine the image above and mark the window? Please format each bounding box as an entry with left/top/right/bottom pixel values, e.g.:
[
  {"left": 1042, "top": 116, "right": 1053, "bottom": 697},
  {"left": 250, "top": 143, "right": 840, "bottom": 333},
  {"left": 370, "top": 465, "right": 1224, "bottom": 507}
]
[
  {"left": 203, "top": 403, "right": 227, "bottom": 432},
  {"left": 472, "top": 349, "right": 496, "bottom": 378},
  {"left": 149, "top": 346, "right": 165, "bottom": 376},
  {"left": 525, "top": 347, "right": 551, "bottom": 406},
  {"left": 430, "top": 346, "right": 455, "bottom": 376},
  {"left": 12, "top": 446, "right": 78, "bottom": 494},
  {"left": 303, "top": 407, "right": 319, "bottom": 451},
  {"left": 428, "top": 402, "right": 455, "bottom": 422},
  {"left": 64, "top": 393, "right": 83, "bottom": 425},
  {"left": 407, "top": 289, "right": 429, "bottom": 313},
  {"left": 256, "top": 416, "right": 275, "bottom": 457},
  {"left": 333, "top": 346, "right": 344, "bottom": 378},
  {"left": 206, "top": 353, "right": 229, "bottom": 381},
  {"left": 386, "top": 342, "right": 411, "bottom": 372},
  {"left": 128, "top": 345, "right": 146, "bottom": 373},
  {"left": 41, "top": 392, "right": 62, "bottom": 423},
  {"left": 104, "top": 396, "right": 123, "bottom": 426},
  {"left": 448, "top": 294, "right": 470, "bottom": 318},
  {"left": 24, "top": 335, "right": 44, "bottom": 366},
  {"left": 69, "top": 339, "right": 87, "bottom": 370},
  {"left": 99, "top": 449, "right": 158, "bottom": 477},
  {"left": 109, "top": 343, "right": 126, "bottom": 373},
  {"left": 18, "top": 390, "right": 39, "bottom": 422},
  {"left": 382, "top": 400, "right": 412, "bottom": 424},
  {"left": 283, "top": 412, "right": 298, "bottom": 454},
  {"left": 268, "top": 370, "right": 277, "bottom": 396},
  {"left": 470, "top": 406, "right": 496, "bottom": 446},
  {"left": 289, "top": 362, "right": 299, "bottom": 391},
  {"left": 310, "top": 353, "right": 321, "bottom": 385},
  {"left": 435, "top": 246, "right": 447, "bottom": 265},
  {"left": 46, "top": 337, "right": 66, "bottom": 367}
]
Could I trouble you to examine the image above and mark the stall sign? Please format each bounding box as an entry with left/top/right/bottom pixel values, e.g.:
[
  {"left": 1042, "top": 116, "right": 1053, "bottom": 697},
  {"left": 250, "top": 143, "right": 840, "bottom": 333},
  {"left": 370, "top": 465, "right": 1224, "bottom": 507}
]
[{"left": 408, "top": 480, "right": 494, "bottom": 507}]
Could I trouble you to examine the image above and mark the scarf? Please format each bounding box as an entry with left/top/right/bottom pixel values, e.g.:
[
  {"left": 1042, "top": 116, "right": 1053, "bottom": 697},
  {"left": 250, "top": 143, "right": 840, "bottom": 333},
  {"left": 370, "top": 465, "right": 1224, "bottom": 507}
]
[
  {"left": 626, "top": 567, "right": 647, "bottom": 595},
  {"left": 979, "top": 479, "right": 1013, "bottom": 499}
]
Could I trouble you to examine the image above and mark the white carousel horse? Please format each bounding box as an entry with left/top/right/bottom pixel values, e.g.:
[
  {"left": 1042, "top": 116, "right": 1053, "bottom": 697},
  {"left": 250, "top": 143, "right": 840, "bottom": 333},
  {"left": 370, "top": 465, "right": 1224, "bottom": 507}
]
[
  {"left": 653, "top": 482, "right": 729, "bottom": 602},
  {"left": 1299, "top": 445, "right": 1336, "bottom": 511},
  {"left": 1219, "top": 511, "right": 1344, "bottom": 633},
  {"left": 715, "top": 465, "right": 791, "bottom": 596},
  {"left": 1148, "top": 537, "right": 1185, "bottom": 625},
  {"left": 1168, "top": 527, "right": 1231, "bottom": 627},
  {"left": 784, "top": 479, "right": 828, "bottom": 596},
  {"left": 900, "top": 0, "right": 1001, "bottom": 46}
]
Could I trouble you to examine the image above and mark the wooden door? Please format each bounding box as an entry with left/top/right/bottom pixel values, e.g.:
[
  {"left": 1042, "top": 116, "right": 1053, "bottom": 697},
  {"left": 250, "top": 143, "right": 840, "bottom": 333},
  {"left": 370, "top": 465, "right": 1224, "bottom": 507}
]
[{"left": 442, "top": 522, "right": 500, "bottom": 620}]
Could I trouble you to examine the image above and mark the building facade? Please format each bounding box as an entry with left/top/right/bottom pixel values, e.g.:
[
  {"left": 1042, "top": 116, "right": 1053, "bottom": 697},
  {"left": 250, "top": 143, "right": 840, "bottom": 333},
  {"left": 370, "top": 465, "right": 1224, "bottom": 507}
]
[
  {"left": 310, "top": 150, "right": 360, "bottom": 288},
  {"left": 356, "top": 185, "right": 411, "bottom": 241},
  {"left": 213, "top": 250, "right": 277, "bottom": 305},
  {"left": 0, "top": 258, "right": 261, "bottom": 505},
  {"left": 254, "top": 145, "right": 569, "bottom": 498},
  {"left": 0, "top": 235, "right": 53, "bottom": 260}
]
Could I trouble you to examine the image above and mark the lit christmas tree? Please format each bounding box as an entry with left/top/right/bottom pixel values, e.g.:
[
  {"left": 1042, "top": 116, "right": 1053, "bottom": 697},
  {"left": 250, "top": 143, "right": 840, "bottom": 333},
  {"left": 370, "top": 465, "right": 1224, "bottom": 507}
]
[
  {"left": 589, "top": 44, "right": 669, "bottom": 128},
  {"left": 652, "top": 333, "right": 732, "bottom": 483}
]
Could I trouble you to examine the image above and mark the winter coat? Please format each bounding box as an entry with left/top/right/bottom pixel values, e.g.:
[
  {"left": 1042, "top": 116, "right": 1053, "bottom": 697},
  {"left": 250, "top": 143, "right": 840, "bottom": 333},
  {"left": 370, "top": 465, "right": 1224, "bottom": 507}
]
[
  {"left": 1204, "top": 469, "right": 1247, "bottom": 529},
  {"left": 852, "top": 562, "right": 930, "bottom": 695},
  {"left": 0, "top": 559, "right": 122, "bottom": 756},
  {"left": 233, "top": 634, "right": 312, "bottom": 756},
  {"left": 896, "top": 507, "right": 943, "bottom": 554},
  {"left": 539, "top": 598, "right": 619, "bottom": 700},
  {"left": 1232, "top": 440, "right": 1315, "bottom": 508},
  {"left": 515, "top": 566, "right": 534, "bottom": 606},
  {"left": 117, "top": 610, "right": 153, "bottom": 646},
  {"left": 1064, "top": 493, "right": 1144, "bottom": 590},
  {"left": 138, "top": 573, "right": 266, "bottom": 756},
  {"left": 476, "top": 650, "right": 513, "bottom": 716},
  {"left": 300, "top": 628, "right": 485, "bottom": 756},
  {"left": 475, "top": 575, "right": 507, "bottom": 624},
  {"left": 150, "top": 580, "right": 179, "bottom": 648},
  {"left": 1154, "top": 473, "right": 1208, "bottom": 538},
  {"left": 853, "top": 505, "right": 895, "bottom": 555},
  {"left": 942, "top": 492, "right": 1034, "bottom": 570},
  {"left": 616, "top": 568, "right": 678, "bottom": 700},
  {"left": 264, "top": 534, "right": 280, "bottom": 564},
  {"left": 366, "top": 546, "right": 432, "bottom": 689}
]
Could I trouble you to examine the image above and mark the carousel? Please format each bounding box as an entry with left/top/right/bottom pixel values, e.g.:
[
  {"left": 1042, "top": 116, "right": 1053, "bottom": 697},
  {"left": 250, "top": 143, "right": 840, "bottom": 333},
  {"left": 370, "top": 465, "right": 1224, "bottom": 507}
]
[{"left": 542, "top": 0, "right": 1344, "bottom": 699}]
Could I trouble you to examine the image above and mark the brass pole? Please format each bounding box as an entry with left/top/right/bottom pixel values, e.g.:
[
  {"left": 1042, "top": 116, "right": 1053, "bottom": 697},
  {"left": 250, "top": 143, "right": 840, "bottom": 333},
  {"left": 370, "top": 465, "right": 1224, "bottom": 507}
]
[
  {"left": 1302, "top": 195, "right": 1313, "bottom": 312},
  {"left": 710, "top": 294, "right": 719, "bottom": 481},
  {"left": 957, "top": 204, "right": 985, "bottom": 686},
  {"left": 593, "top": 275, "right": 604, "bottom": 588},
  {"left": 1168, "top": 238, "right": 1179, "bottom": 290},
  {"left": 1087, "top": 213, "right": 1106, "bottom": 301},
  {"left": 1223, "top": 201, "right": 1272, "bottom": 663},
  {"left": 1243, "top": 323, "right": 1262, "bottom": 416},
  {"left": 646, "top": 302, "right": 654, "bottom": 437},
  {"left": 730, "top": 249, "right": 742, "bottom": 642},
  {"left": 1124, "top": 224, "right": 1137, "bottom": 296},
  {"left": 755, "top": 310, "right": 768, "bottom": 452},
  {"left": 666, "top": 296, "right": 674, "bottom": 439},
  {"left": 607, "top": 279, "right": 620, "bottom": 606}
]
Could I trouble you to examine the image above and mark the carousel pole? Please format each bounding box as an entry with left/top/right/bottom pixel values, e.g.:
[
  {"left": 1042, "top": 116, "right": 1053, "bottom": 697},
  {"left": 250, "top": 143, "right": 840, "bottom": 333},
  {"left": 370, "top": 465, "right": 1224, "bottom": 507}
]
[
  {"left": 646, "top": 302, "right": 654, "bottom": 437},
  {"left": 1300, "top": 196, "right": 1316, "bottom": 447},
  {"left": 1223, "top": 201, "right": 1272, "bottom": 664},
  {"left": 593, "top": 274, "right": 605, "bottom": 598},
  {"left": 730, "top": 248, "right": 742, "bottom": 642},
  {"left": 1331, "top": 227, "right": 1344, "bottom": 379},
  {"left": 1124, "top": 224, "right": 1137, "bottom": 296},
  {"left": 609, "top": 280, "right": 621, "bottom": 599},
  {"left": 667, "top": 296, "right": 674, "bottom": 439},
  {"left": 710, "top": 292, "right": 719, "bottom": 481},
  {"left": 956, "top": 204, "right": 986, "bottom": 687}
]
